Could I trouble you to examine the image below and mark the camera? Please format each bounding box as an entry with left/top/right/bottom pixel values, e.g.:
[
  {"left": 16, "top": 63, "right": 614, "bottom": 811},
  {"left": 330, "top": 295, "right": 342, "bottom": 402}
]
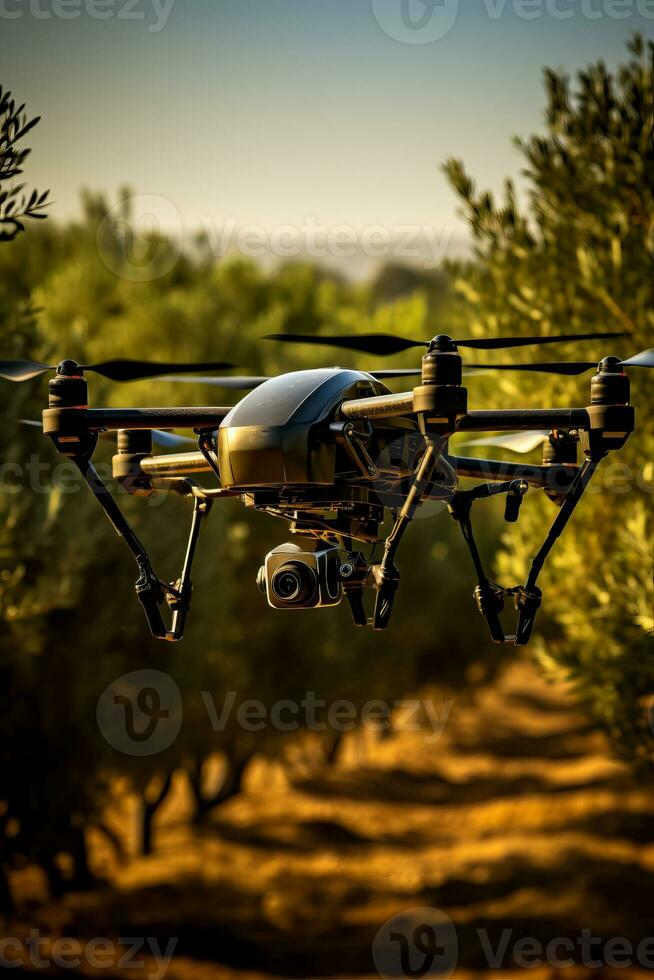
[{"left": 257, "top": 542, "right": 343, "bottom": 610}]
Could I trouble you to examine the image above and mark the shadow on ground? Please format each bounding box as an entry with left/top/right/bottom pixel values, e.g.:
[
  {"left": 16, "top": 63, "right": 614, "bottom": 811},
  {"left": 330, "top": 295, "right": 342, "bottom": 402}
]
[{"left": 10, "top": 660, "right": 654, "bottom": 979}]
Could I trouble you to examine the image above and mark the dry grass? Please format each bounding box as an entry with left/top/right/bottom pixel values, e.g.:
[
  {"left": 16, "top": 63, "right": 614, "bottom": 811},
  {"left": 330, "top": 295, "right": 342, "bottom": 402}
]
[{"left": 10, "top": 658, "right": 654, "bottom": 978}]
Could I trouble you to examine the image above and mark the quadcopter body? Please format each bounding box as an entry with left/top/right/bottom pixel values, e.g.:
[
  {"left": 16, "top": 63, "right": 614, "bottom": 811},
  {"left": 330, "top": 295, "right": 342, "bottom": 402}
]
[
  {"left": 218, "top": 367, "right": 455, "bottom": 542},
  {"left": 3, "top": 330, "right": 645, "bottom": 645}
]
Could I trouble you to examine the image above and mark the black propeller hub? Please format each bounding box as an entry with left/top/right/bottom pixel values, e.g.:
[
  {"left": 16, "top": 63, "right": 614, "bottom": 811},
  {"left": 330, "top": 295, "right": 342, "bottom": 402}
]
[
  {"left": 592, "top": 356, "right": 630, "bottom": 406},
  {"left": 421, "top": 336, "right": 463, "bottom": 392},
  {"left": 598, "top": 355, "right": 623, "bottom": 374},
  {"left": 415, "top": 339, "right": 467, "bottom": 419},
  {"left": 56, "top": 358, "right": 83, "bottom": 377},
  {"left": 429, "top": 334, "right": 457, "bottom": 353},
  {"left": 49, "top": 360, "right": 88, "bottom": 411},
  {"left": 421, "top": 348, "right": 463, "bottom": 387}
]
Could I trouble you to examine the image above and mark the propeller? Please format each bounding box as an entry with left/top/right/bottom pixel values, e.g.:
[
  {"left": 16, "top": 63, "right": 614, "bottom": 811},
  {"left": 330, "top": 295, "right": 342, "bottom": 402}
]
[
  {"left": 160, "top": 375, "right": 269, "bottom": 389},
  {"left": 147, "top": 430, "right": 197, "bottom": 449},
  {"left": 159, "top": 368, "right": 487, "bottom": 385},
  {"left": 158, "top": 369, "right": 480, "bottom": 385},
  {"left": 459, "top": 431, "right": 551, "bottom": 454},
  {"left": 0, "top": 358, "right": 237, "bottom": 383},
  {"left": 264, "top": 330, "right": 626, "bottom": 357},
  {"left": 369, "top": 368, "right": 487, "bottom": 379},
  {"left": 18, "top": 419, "right": 195, "bottom": 449},
  {"left": 1, "top": 364, "right": 420, "bottom": 390},
  {"left": 467, "top": 348, "right": 654, "bottom": 376},
  {"left": 158, "top": 368, "right": 489, "bottom": 387},
  {"left": 368, "top": 369, "right": 424, "bottom": 379}
]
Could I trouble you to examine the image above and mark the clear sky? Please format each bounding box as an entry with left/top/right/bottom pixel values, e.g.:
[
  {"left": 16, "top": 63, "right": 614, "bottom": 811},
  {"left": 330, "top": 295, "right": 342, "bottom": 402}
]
[{"left": 1, "top": 0, "right": 653, "bottom": 257}]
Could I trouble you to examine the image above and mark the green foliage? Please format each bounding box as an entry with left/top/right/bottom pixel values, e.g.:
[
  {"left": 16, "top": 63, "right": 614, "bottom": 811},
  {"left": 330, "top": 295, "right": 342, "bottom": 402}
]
[
  {"left": 0, "top": 87, "right": 49, "bottom": 241},
  {"left": 444, "top": 34, "right": 654, "bottom": 764}
]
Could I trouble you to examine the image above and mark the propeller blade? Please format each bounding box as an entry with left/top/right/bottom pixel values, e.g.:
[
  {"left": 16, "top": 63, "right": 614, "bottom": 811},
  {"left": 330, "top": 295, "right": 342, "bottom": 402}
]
[
  {"left": 0, "top": 359, "right": 53, "bottom": 381},
  {"left": 265, "top": 330, "right": 625, "bottom": 357},
  {"left": 460, "top": 431, "right": 551, "bottom": 454},
  {"left": 370, "top": 368, "right": 488, "bottom": 379},
  {"left": 84, "top": 360, "right": 237, "bottom": 382},
  {"left": 457, "top": 331, "right": 625, "bottom": 351},
  {"left": 620, "top": 348, "right": 654, "bottom": 369},
  {"left": 467, "top": 361, "right": 597, "bottom": 376},
  {"left": 368, "top": 369, "right": 422, "bottom": 379},
  {"left": 265, "top": 333, "right": 427, "bottom": 356},
  {"left": 159, "top": 374, "right": 269, "bottom": 389},
  {"left": 151, "top": 430, "right": 197, "bottom": 449}
]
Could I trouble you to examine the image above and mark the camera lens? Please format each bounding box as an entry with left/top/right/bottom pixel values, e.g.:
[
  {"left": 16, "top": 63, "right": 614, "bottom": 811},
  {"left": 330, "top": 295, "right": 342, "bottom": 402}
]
[
  {"left": 275, "top": 571, "right": 301, "bottom": 600},
  {"left": 270, "top": 561, "right": 317, "bottom": 606}
]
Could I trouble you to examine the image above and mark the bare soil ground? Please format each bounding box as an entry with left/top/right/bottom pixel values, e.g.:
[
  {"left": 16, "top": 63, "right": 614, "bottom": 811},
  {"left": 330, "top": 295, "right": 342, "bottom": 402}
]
[{"left": 9, "top": 658, "right": 654, "bottom": 978}]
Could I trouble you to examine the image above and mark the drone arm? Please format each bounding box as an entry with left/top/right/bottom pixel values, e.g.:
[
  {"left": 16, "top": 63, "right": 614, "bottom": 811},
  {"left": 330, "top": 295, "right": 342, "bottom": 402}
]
[
  {"left": 340, "top": 401, "right": 590, "bottom": 427},
  {"left": 340, "top": 391, "right": 415, "bottom": 420},
  {"left": 458, "top": 408, "right": 589, "bottom": 432},
  {"left": 140, "top": 451, "right": 214, "bottom": 478},
  {"left": 73, "top": 457, "right": 213, "bottom": 641},
  {"left": 450, "top": 455, "right": 577, "bottom": 490},
  {"left": 82, "top": 406, "right": 232, "bottom": 431}
]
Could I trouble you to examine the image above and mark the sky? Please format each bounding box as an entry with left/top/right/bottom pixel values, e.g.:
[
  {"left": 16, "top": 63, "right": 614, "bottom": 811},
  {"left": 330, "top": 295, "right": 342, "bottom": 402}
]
[{"left": 1, "top": 0, "right": 653, "bottom": 266}]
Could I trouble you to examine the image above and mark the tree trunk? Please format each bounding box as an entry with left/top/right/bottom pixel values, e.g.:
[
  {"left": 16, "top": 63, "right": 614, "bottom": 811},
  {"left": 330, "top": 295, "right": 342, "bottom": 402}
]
[
  {"left": 38, "top": 847, "right": 67, "bottom": 899},
  {"left": 94, "top": 821, "right": 128, "bottom": 866},
  {"left": 324, "top": 731, "right": 344, "bottom": 767},
  {"left": 69, "top": 826, "right": 95, "bottom": 891},
  {"left": 191, "top": 750, "right": 253, "bottom": 824},
  {"left": 141, "top": 770, "right": 174, "bottom": 856}
]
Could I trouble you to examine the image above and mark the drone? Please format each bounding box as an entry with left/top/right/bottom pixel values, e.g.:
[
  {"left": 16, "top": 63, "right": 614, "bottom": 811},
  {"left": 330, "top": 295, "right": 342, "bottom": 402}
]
[{"left": 2, "top": 328, "right": 649, "bottom": 645}]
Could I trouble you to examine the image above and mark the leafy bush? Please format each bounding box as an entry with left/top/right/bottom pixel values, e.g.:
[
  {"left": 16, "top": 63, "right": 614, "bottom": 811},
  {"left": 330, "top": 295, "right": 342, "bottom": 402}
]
[{"left": 444, "top": 34, "right": 654, "bottom": 764}]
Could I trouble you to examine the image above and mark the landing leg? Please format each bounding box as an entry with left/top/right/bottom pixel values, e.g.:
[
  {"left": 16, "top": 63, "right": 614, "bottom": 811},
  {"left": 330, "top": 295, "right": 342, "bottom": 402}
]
[{"left": 371, "top": 435, "right": 448, "bottom": 629}]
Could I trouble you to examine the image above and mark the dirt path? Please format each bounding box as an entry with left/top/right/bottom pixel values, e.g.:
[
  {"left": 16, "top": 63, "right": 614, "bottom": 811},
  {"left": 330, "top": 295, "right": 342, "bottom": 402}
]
[{"left": 12, "top": 659, "right": 654, "bottom": 978}]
